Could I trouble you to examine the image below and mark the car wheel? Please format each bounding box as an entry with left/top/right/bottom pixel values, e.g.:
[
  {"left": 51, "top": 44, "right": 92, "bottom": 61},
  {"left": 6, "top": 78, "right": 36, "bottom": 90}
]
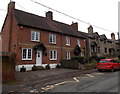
[
  {"left": 98, "top": 69, "right": 102, "bottom": 72},
  {"left": 110, "top": 67, "right": 114, "bottom": 72}
]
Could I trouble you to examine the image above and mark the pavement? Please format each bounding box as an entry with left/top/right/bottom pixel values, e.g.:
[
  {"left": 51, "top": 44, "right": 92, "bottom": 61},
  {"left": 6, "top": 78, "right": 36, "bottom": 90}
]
[{"left": 2, "top": 68, "right": 97, "bottom": 93}]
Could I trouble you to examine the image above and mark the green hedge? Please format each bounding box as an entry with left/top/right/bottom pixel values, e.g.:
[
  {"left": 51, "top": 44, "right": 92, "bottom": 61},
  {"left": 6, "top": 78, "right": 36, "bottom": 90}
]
[
  {"left": 71, "top": 56, "right": 85, "bottom": 64},
  {"left": 61, "top": 60, "right": 79, "bottom": 69}
]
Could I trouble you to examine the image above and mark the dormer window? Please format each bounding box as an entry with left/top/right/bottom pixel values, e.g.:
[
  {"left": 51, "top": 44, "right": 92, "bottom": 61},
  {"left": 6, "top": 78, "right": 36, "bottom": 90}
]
[
  {"left": 31, "top": 31, "right": 40, "bottom": 42},
  {"left": 66, "top": 36, "right": 70, "bottom": 46}
]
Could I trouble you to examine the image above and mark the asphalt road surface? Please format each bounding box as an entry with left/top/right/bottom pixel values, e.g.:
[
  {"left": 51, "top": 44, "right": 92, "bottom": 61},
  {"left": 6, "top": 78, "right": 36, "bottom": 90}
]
[{"left": 42, "top": 71, "right": 119, "bottom": 93}]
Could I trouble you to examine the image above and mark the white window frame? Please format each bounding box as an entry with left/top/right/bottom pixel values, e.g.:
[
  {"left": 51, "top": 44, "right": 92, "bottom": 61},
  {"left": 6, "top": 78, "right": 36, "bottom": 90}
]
[
  {"left": 22, "top": 48, "right": 32, "bottom": 60},
  {"left": 49, "top": 50, "right": 57, "bottom": 60},
  {"left": 66, "top": 51, "right": 70, "bottom": 60},
  {"left": 66, "top": 36, "right": 70, "bottom": 46},
  {"left": 77, "top": 39, "right": 81, "bottom": 47},
  {"left": 81, "top": 52, "right": 84, "bottom": 57},
  {"left": 49, "top": 34, "right": 56, "bottom": 44},
  {"left": 31, "top": 31, "right": 40, "bottom": 42}
]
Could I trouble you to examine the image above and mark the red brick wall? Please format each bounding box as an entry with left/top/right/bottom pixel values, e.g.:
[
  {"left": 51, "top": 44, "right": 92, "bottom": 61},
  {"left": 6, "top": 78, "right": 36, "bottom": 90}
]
[
  {"left": 15, "top": 26, "right": 62, "bottom": 65},
  {"left": 2, "top": 14, "right": 11, "bottom": 52}
]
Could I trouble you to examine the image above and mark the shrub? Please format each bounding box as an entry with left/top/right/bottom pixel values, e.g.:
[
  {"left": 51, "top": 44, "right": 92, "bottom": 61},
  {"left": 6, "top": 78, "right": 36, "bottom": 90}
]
[
  {"left": 71, "top": 56, "right": 85, "bottom": 64},
  {"left": 85, "top": 61, "right": 97, "bottom": 70},
  {"left": 61, "top": 60, "right": 79, "bottom": 69},
  {"left": 56, "top": 64, "right": 61, "bottom": 68},
  {"left": 89, "top": 56, "right": 106, "bottom": 62},
  {"left": 32, "top": 65, "right": 38, "bottom": 71},
  {"left": 45, "top": 64, "right": 50, "bottom": 69},
  {"left": 20, "top": 66, "right": 26, "bottom": 72}
]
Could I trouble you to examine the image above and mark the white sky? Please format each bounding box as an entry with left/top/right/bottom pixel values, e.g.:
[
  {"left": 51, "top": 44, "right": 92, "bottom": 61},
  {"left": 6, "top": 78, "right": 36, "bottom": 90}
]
[{"left": 0, "top": 0, "right": 119, "bottom": 39}]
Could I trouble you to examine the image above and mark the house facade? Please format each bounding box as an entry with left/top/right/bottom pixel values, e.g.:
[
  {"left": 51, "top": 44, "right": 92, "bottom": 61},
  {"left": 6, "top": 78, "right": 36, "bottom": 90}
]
[
  {"left": 84, "top": 25, "right": 119, "bottom": 58},
  {"left": 1, "top": 2, "right": 86, "bottom": 71}
]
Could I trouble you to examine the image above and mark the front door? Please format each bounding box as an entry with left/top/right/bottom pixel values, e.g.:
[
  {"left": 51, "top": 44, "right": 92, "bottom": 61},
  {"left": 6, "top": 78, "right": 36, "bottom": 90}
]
[{"left": 36, "top": 51, "right": 42, "bottom": 66}]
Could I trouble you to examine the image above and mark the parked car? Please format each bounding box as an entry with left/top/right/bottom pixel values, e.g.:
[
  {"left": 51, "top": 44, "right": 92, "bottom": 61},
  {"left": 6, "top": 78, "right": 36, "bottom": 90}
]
[{"left": 97, "top": 59, "right": 120, "bottom": 72}]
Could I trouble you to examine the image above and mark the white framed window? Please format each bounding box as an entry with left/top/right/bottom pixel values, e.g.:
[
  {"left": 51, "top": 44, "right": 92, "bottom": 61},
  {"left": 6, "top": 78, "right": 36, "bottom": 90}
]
[
  {"left": 49, "top": 34, "right": 56, "bottom": 44},
  {"left": 66, "top": 51, "right": 70, "bottom": 60},
  {"left": 66, "top": 36, "right": 70, "bottom": 46},
  {"left": 81, "top": 52, "right": 84, "bottom": 57},
  {"left": 31, "top": 31, "right": 40, "bottom": 42},
  {"left": 49, "top": 50, "right": 57, "bottom": 60},
  {"left": 22, "top": 48, "right": 32, "bottom": 60},
  {"left": 77, "top": 39, "right": 81, "bottom": 47}
]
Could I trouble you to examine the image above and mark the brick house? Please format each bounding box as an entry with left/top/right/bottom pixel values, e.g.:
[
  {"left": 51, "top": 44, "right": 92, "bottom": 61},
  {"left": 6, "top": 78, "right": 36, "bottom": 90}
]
[{"left": 1, "top": 2, "right": 86, "bottom": 71}]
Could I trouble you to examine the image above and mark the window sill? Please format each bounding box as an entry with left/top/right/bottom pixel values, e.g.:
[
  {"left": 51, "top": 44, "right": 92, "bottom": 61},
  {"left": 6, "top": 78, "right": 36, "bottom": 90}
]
[
  {"left": 22, "top": 59, "right": 32, "bottom": 61},
  {"left": 50, "top": 59, "right": 57, "bottom": 61},
  {"left": 66, "top": 44, "right": 70, "bottom": 46},
  {"left": 49, "top": 42, "right": 56, "bottom": 45},
  {"left": 31, "top": 40, "right": 40, "bottom": 42}
]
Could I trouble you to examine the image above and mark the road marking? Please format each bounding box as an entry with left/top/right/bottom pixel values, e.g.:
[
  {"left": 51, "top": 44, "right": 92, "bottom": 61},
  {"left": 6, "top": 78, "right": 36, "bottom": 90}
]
[
  {"left": 73, "top": 77, "right": 80, "bottom": 82},
  {"left": 30, "top": 89, "right": 37, "bottom": 93},
  {"left": 41, "top": 77, "right": 80, "bottom": 91},
  {"left": 86, "top": 74, "right": 94, "bottom": 77}
]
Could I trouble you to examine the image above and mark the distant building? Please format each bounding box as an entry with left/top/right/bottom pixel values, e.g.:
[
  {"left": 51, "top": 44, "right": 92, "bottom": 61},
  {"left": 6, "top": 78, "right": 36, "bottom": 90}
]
[{"left": 82, "top": 25, "right": 119, "bottom": 57}]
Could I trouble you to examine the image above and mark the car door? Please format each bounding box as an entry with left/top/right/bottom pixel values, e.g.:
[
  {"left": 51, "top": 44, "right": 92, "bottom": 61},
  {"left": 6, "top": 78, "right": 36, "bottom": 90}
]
[
  {"left": 113, "top": 60, "right": 119, "bottom": 70},
  {"left": 115, "top": 60, "right": 120, "bottom": 69},
  {"left": 110, "top": 60, "right": 118, "bottom": 70}
]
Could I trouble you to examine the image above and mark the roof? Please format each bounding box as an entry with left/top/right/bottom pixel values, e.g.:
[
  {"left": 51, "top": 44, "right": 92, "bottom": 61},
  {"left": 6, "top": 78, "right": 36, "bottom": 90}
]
[
  {"left": 13, "top": 9, "right": 86, "bottom": 39},
  {"left": 90, "top": 32, "right": 100, "bottom": 38},
  {"left": 80, "top": 31, "right": 95, "bottom": 39},
  {"left": 100, "top": 34, "right": 107, "bottom": 39}
]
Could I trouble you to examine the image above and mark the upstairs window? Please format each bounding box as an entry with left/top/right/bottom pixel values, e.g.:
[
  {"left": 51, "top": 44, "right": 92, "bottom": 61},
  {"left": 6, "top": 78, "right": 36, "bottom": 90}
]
[
  {"left": 49, "top": 34, "right": 56, "bottom": 44},
  {"left": 66, "top": 36, "right": 70, "bottom": 46},
  {"left": 22, "top": 48, "right": 32, "bottom": 60},
  {"left": 77, "top": 39, "right": 81, "bottom": 47},
  {"left": 31, "top": 31, "right": 40, "bottom": 42},
  {"left": 66, "top": 51, "right": 70, "bottom": 60}
]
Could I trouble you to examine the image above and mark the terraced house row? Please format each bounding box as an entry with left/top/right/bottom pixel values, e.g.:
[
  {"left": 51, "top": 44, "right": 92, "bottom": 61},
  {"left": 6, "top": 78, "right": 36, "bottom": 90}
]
[{"left": 1, "top": 2, "right": 120, "bottom": 71}]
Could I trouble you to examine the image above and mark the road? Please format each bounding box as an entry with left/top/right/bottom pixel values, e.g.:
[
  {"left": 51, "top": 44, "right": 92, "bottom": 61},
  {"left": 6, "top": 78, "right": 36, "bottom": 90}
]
[{"left": 41, "top": 71, "right": 119, "bottom": 93}]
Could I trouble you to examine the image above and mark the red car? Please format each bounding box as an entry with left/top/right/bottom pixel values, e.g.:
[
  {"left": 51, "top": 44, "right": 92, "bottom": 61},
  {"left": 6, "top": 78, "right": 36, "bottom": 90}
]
[{"left": 97, "top": 59, "right": 120, "bottom": 72}]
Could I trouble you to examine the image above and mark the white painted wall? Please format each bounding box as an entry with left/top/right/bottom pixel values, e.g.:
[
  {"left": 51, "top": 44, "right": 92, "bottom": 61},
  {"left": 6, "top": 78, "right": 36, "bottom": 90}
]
[{"left": 15, "top": 64, "right": 58, "bottom": 71}]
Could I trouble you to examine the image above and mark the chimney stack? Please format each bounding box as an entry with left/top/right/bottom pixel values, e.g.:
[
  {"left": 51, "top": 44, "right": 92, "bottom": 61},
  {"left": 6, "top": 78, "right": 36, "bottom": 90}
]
[
  {"left": 8, "top": 1, "right": 15, "bottom": 13},
  {"left": 88, "top": 25, "right": 93, "bottom": 34},
  {"left": 46, "top": 11, "right": 53, "bottom": 21},
  {"left": 111, "top": 33, "right": 115, "bottom": 40},
  {"left": 71, "top": 22, "right": 78, "bottom": 31}
]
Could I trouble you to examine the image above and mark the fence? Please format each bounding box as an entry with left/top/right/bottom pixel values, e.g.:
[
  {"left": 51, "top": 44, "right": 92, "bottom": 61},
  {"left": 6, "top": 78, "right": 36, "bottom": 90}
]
[{"left": 0, "top": 52, "right": 16, "bottom": 83}]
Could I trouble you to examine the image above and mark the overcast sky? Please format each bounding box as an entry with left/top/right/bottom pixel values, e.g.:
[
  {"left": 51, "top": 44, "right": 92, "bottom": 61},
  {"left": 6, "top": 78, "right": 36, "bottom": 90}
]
[{"left": 0, "top": 0, "right": 119, "bottom": 39}]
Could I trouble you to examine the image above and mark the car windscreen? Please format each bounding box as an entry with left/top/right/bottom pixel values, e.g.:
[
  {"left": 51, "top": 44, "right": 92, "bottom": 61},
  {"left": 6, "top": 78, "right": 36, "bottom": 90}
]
[{"left": 99, "top": 60, "right": 108, "bottom": 63}]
